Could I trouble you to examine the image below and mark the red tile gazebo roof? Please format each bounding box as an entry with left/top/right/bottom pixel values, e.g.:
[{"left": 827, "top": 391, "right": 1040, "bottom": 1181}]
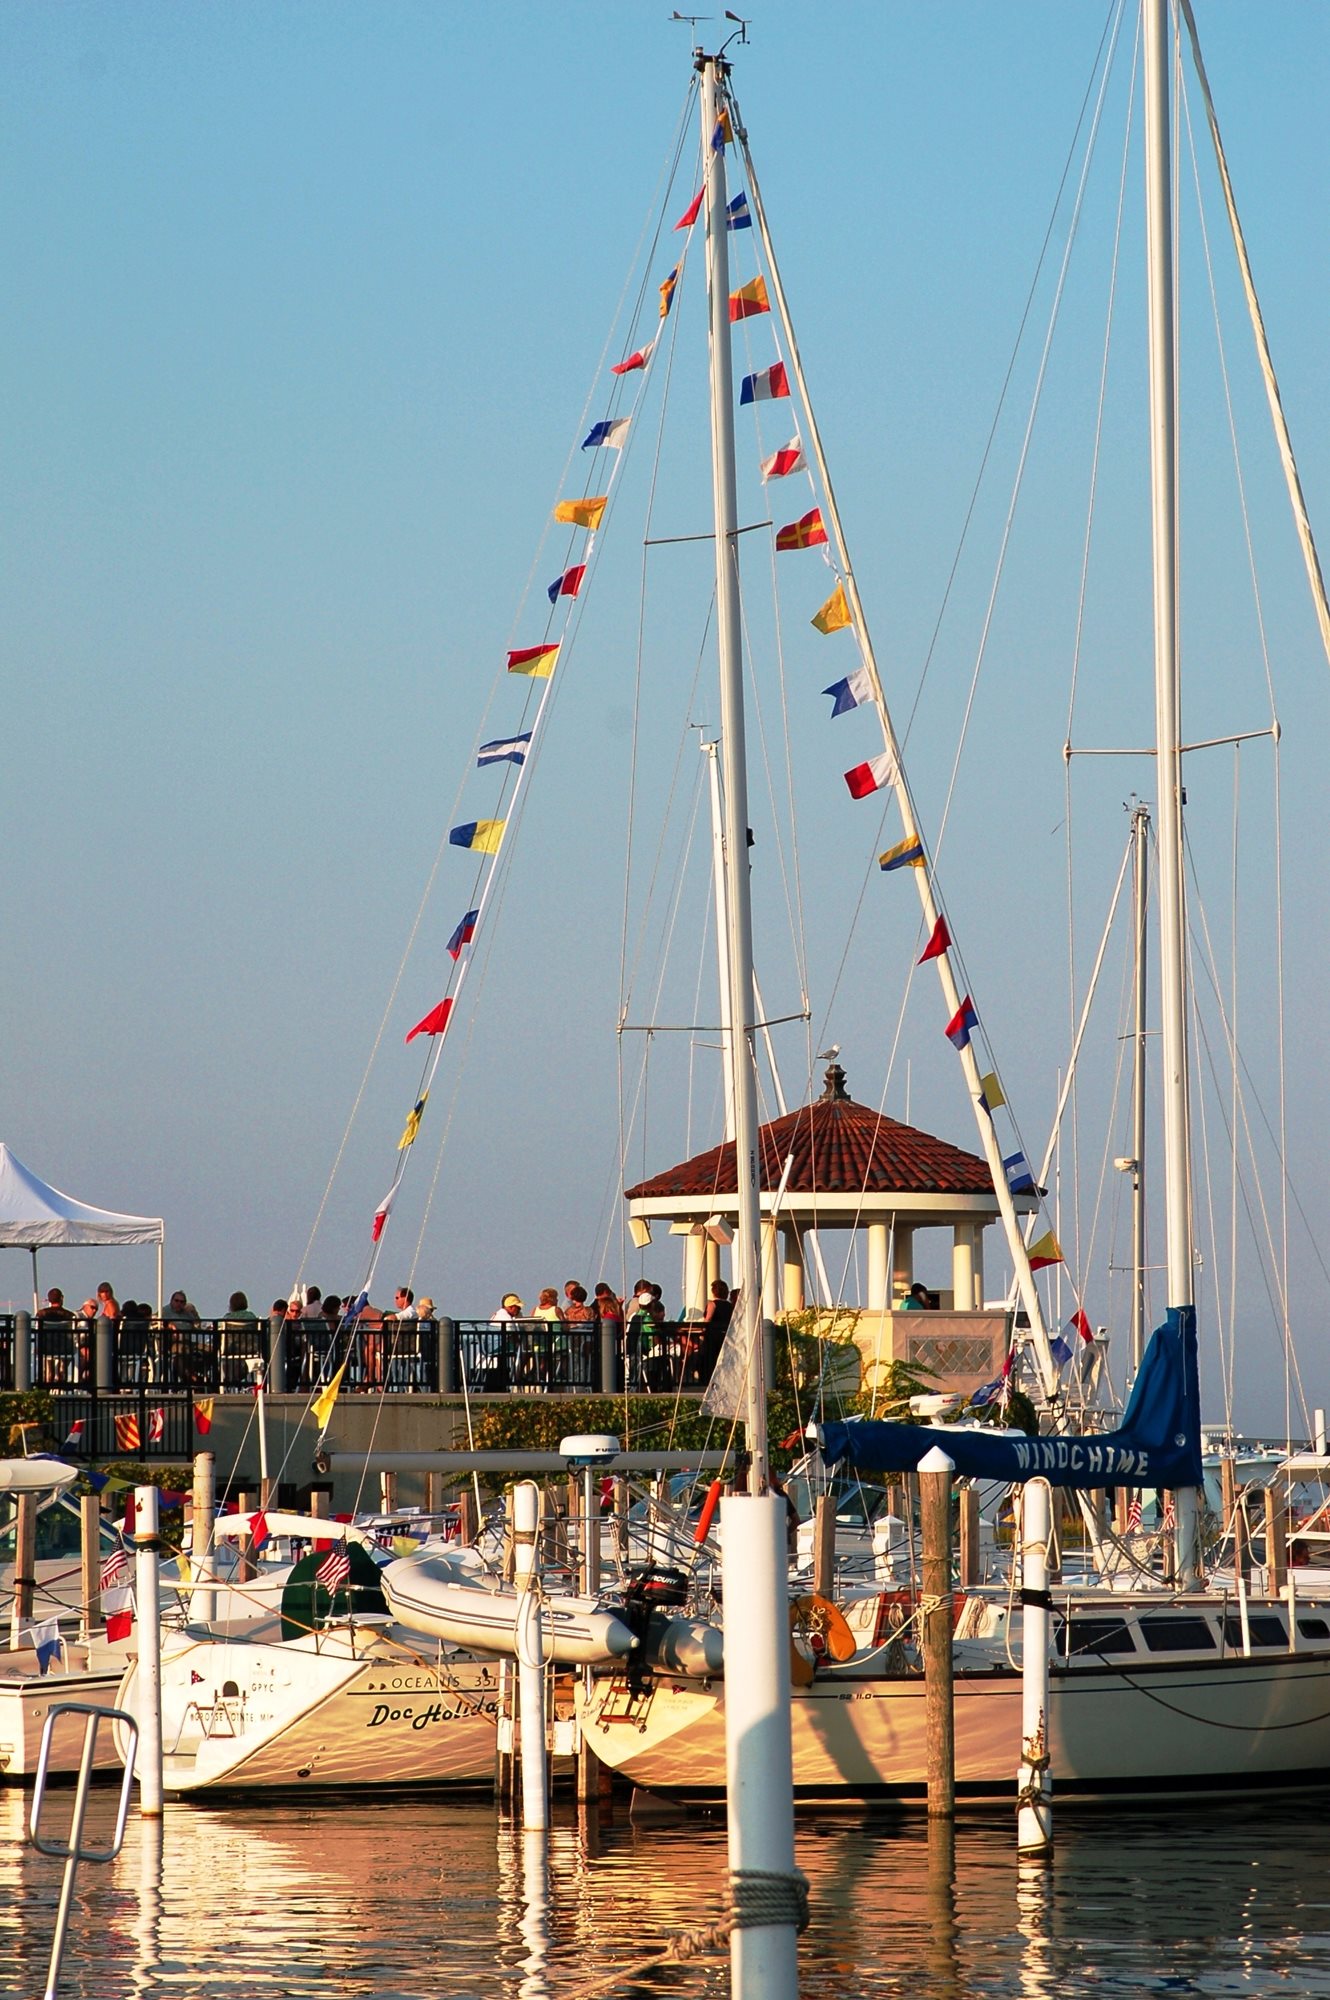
[{"left": 624, "top": 1063, "right": 995, "bottom": 1202}]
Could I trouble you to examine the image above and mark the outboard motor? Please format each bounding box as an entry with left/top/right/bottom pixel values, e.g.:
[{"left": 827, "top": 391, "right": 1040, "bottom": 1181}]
[{"left": 616, "top": 1567, "right": 723, "bottom": 1682}]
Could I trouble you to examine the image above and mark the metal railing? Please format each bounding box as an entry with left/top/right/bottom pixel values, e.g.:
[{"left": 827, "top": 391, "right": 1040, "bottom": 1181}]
[{"left": 0, "top": 1311, "right": 713, "bottom": 1456}]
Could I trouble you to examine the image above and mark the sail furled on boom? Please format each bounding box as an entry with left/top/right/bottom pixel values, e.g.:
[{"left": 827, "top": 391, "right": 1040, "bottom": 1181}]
[{"left": 820, "top": 1307, "right": 1202, "bottom": 1489}]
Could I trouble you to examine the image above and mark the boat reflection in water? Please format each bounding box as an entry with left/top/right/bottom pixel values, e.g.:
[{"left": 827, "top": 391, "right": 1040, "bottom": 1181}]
[{"left": 6, "top": 1785, "right": 1330, "bottom": 1997}]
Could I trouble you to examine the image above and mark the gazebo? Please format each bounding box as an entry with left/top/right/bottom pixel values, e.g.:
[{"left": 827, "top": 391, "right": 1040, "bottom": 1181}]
[{"left": 624, "top": 1062, "right": 1034, "bottom": 1393}]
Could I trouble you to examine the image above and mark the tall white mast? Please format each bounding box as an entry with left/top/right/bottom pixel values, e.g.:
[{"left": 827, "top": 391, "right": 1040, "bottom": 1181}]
[
  {"left": 1144, "top": 0, "right": 1200, "bottom": 1575},
  {"left": 702, "top": 739, "right": 738, "bottom": 1143},
  {"left": 700, "top": 52, "right": 768, "bottom": 1488},
  {"left": 1144, "top": 0, "right": 1191, "bottom": 1307},
  {"left": 1129, "top": 802, "right": 1150, "bottom": 1380}
]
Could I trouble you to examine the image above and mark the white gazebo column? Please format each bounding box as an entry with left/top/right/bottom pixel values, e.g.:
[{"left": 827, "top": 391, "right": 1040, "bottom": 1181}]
[
  {"left": 682, "top": 1226, "right": 708, "bottom": 1320},
  {"left": 952, "top": 1224, "right": 976, "bottom": 1313},
  {"left": 781, "top": 1225, "right": 804, "bottom": 1314},
  {"left": 972, "top": 1224, "right": 985, "bottom": 1309},
  {"left": 866, "top": 1220, "right": 892, "bottom": 1312},
  {"left": 760, "top": 1219, "right": 781, "bottom": 1320},
  {"left": 705, "top": 1236, "right": 721, "bottom": 1294},
  {"left": 889, "top": 1222, "right": 914, "bottom": 1307}
]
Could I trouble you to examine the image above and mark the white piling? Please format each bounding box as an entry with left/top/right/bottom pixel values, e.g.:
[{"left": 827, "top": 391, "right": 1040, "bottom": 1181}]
[
  {"left": 1016, "top": 1478, "right": 1053, "bottom": 1858},
  {"left": 1316, "top": 1408, "right": 1327, "bottom": 1456},
  {"left": 720, "top": 1492, "right": 801, "bottom": 2000},
  {"left": 512, "top": 1480, "right": 548, "bottom": 1832},
  {"left": 133, "top": 1485, "right": 164, "bottom": 1816}
]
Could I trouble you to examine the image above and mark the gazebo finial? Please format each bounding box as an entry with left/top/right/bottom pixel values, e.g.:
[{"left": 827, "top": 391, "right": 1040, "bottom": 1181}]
[{"left": 819, "top": 1061, "right": 850, "bottom": 1104}]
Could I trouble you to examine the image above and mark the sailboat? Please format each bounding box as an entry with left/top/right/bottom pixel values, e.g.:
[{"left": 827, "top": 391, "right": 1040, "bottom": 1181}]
[{"left": 572, "top": 5, "right": 1330, "bottom": 1805}]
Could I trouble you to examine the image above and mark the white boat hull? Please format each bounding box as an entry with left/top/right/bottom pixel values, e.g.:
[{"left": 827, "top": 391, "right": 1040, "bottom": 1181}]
[
  {"left": 582, "top": 1647, "right": 1330, "bottom": 1804},
  {"left": 0, "top": 1646, "right": 132, "bottom": 1780},
  {"left": 119, "top": 1624, "right": 503, "bottom": 1794}
]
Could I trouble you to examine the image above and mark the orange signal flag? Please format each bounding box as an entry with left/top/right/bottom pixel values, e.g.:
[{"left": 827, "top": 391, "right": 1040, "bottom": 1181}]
[
  {"left": 775, "top": 507, "right": 828, "bottom": 552},
  {"left": 554, "top": 495, "right": 606, "bottom": 531},
  {"left": 811, "top": 582, "right": 851, "bottom": 634},
  {"left": 728, "top": 275, "right": 770, "bottom": 323}
]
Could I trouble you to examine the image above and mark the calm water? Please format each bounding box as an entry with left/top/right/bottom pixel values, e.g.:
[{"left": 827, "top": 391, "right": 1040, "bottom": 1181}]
[{"left": 5, "top": 1786, "right": 1330, "bottom": 1998}]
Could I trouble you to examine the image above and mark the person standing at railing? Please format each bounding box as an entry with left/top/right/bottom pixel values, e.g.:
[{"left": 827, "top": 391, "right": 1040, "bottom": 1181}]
[
  {"left": 562, "top": 1284, "right": 594, "bottom": 1387},
  {"left": 36, "top": 1287, "right": 74, "bottom": 1385},
  {"left": 163, "top": 1289, "right": 201, "bottom": 1386},
  {"left": 119, "top": 1300, "right": 154, "bottom": 1386},
  {"left": 531, "top": 1288, "right": 565, "bottom": 1387},
  {"left": 218, "top": 1290, "right": 258, "bottom": 1388}
]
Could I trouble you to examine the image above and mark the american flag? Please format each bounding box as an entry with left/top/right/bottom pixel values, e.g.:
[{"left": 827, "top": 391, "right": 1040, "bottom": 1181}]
[
  {"left": 100, "top": 1548, "right": 129, "bottom": 1591},
  {"left": 1127, "top": 1493, "right": 1143, "bottom": 1531},
  {"left": 1162, "top": 1491, "right": 1177, "bottom": 1530},
  {"left": 316, "top": 1545, "right": 351, "bottom": 1593}
]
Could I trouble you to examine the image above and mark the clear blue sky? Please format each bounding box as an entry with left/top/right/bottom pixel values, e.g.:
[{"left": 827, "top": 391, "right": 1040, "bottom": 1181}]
[{"left": 3, "top": 4, "right": 1327, "bottom": 1432}]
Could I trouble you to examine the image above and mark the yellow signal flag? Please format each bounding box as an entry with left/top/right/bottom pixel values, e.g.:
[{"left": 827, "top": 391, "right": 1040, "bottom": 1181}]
[
  {"left": 979, "top": 1071, "right": 1005, "bottom": 1111},
  {"left": 312, "top": 1359, "right": 350, "bottom": 1433},
  {"left": 811, "top": 581, "right": 851, "bottom": 634},
  {"left": 398, "top": 1093, "right": 428, "bottom": 1151},
  {"left": 1027, "top": 1231, "right": 1063, "bottom": 1272},
  {"left": 554, "top": 495, "right": 607, "bottom": 531}
]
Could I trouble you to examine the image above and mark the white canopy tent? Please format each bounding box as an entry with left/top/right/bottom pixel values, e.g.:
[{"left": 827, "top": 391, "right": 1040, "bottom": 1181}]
[{"left": 0, "top": 1144, "right": 164, "bottom": 1313}]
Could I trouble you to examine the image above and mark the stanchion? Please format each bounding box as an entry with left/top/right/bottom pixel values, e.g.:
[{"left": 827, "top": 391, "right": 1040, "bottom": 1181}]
[{"left": 1016, "top": 1478, "right": 1053, "bottom": 1858}]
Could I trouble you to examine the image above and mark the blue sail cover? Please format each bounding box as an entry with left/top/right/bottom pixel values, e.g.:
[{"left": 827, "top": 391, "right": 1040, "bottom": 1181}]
[{"left": 820, "top": 1306, "right": 1203, "bottom": 1490}]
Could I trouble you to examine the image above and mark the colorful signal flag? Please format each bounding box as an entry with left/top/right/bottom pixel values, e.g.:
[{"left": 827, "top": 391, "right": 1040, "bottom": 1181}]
[
  {"left": 728, "top": 275, "right": 770, "bottom": 322},
  {"left": 406, "top": 996, "right": 453, "bottom": 1042},
  {"left": 673, "top": 188, "right": 703, "bottom": 230},
  {"left": 843, "top": 751, "right": 898, "bottom": 800},
  {"left": 370, "top": 1186, "right": 397, "bottom": 1244},
  {"left": 979, "top": 1070, "right": 1005, "bottom": 1111},
  {"left": 760, "top": 439, "right": 804, "bottom": 479},
  {"left": 658, "top": 266, "right": 679, "bottom": 318},
  {"left": 775, "top": 507, "right": 828, "bottom": 551},
  {"left": 547, "top": 565, "right": 586, "bottom": 603},
  {"left": 447, "top": 910, "right": 479, "bottom": 960},
  {"left": 477, "top": 734, "right": 531, "bottom": 768},
  {"left": 739, "top": 362, "right": 790, "bottom": 404},
  {"left": 918, "top": 915, "right": 951, "bottom": 963},
  {"left": 193, "top": 1398, "right": 214, "bottom": 1436},
  {"left": 727, "top": 191, "right": 751, "bottom": 230},
  {"left": 1027, "top": 1231, "right": 1064, "bottom": 1271},
  {"left": 448, "top": 821, "right": 505, "bottom": 854},
  {"left": 811, "top": 581, "right": 851, "bottom": 633},
  {"left": 823, "top": 668, "right": 874, "bottom": 717},
  {"left": 398, "top": 1094, "right": 428, "bottom": 1150},
  {"left": 879, "top": 836, "right": 925, "bottom": 873},
  {"left": 1003, "top": 1151, "right": 1037, "bottom": 1194},
  {"left": 312, "top": 1360, "right": 350, "bottom": 1432},
  {"left": 506, "top": 643, "right": 560, "bottom": 677},
  {"left": 612, "top": 340, "right": 654, "bottom": 375},
  {"left": 553, "top": 495, "right": 606, "bottom": 530},
  {"left": 582, "top": 418, "right": 630, "bottom": 451},
  {"left": 944, "top": 995, "right": 978, "bottom": 1050}
]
